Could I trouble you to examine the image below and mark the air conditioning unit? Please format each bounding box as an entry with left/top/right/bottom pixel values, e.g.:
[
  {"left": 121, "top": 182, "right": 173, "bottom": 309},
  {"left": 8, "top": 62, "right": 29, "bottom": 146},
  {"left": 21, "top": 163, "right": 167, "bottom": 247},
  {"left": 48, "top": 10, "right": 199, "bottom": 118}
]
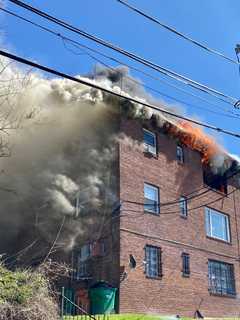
[{"left": 144, "top": 144, "right": 156, "bottom": 156}]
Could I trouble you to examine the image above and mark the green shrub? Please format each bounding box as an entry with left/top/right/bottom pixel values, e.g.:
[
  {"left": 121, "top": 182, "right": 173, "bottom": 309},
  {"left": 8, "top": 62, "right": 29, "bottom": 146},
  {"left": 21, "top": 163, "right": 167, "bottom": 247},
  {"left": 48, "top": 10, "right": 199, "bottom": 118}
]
[{"left": 0, "top": 263, "right": 59, "bottom": 320}]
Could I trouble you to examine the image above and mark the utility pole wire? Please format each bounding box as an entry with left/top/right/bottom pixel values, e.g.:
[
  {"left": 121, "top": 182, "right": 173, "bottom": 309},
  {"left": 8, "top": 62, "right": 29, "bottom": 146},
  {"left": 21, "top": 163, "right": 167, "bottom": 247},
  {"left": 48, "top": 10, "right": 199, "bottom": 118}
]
[
  {"left": 8, "top": 0, "right": 240, "bottom": 107},
  {"left": 116, "top": 0, "right": 239, "bottom": 66},
  {"left": 2, "top": 7, "right": 240, "bottom": 120},
  {"left": 1, "top": 49, "right": 240, "bottom": 140}
]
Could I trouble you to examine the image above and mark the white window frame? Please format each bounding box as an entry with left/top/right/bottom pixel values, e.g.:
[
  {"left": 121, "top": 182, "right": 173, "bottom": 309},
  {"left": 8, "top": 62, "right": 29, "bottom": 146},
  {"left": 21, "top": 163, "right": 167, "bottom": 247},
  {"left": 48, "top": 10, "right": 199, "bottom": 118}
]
[
  {"left": 143, "top": 129, "right": 157, "bottom": 155},
  {"left": 179, "top": 196, "right": 188, "bottom": 217},
  {"left": 144, "top": 183, "right": 160, "bottom": 214},
  {"left": 205, "top": 207, "right": 230, "bottom": 242},
  {"left": 176, "top": 145, "right": 184, "bottom": 163}
]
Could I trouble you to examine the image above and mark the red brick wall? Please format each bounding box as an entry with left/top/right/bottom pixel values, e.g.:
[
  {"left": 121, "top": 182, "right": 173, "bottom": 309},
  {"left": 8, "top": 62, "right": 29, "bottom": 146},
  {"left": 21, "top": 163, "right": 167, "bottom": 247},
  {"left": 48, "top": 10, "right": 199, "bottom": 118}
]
[{"left": 118, "top": 118, "right": 240, "bottom": 317}]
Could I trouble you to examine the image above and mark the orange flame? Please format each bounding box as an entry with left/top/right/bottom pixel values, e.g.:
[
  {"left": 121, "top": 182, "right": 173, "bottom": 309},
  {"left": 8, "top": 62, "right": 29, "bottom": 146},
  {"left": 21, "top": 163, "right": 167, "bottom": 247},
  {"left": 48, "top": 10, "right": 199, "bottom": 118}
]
[{"left": 167, "top": 120, "right": 223, "bottom": 164}]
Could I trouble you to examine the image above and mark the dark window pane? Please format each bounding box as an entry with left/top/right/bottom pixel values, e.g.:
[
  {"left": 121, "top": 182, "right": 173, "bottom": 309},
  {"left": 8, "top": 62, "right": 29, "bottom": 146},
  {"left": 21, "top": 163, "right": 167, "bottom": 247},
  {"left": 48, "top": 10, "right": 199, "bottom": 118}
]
[
  {"left": 177, "top": 145, "right": 184, "bottom": 163},
  {"left": 179, "top": 196, "right": 187, "bottom": 217},
  {"left": 145, "top": 245, "right": 162, "bottom": 278},
  {"left": 208, "top": 260, "right": 235, "bottom": 296},
  {"left": 143, "top": 129, "right": 157, "bottom": 155},
  {"left": 144, "top": 130, "right": 155, "bottom": 146},
  {"left": 182, "top": 253, "right": 190, "bottom": 276}
]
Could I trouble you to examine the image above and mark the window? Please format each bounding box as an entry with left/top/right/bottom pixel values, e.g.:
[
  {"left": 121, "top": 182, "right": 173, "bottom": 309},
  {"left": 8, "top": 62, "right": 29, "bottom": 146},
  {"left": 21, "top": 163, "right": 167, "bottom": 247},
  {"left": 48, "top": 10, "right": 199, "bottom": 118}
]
[
  {"left": 75, "top": 193, "right": 82, "bottom": 218},
  {"left": 92, "top": 240, "right": 106, "bottom": 257},
  {"left": 145, "top": 245, "right": 162, "bottom": 278},
  {"left": 208, "top": 260, "right": 235, "bottom": 296},
  {"left": 205, "top": 207, "right": 230, "bottom": 242},
  {"left": 72, "top": 251, "right": 91, "bottom": 280},
  {"left": 179, "top": 196, "right": 187, "bottom": 217},
  {"left": 203, "top": 167, "right": 227, "bottom": 194},
  {"left": 75, "top": 260, "right": 89, "bottom": 279},
  {"left": 144, "top": 183, "right": 159, "bottom": 214},
  {"left": 79, "top": 244, "right": 92, "bottom": 261},
  {"left": 182, "top": 253, "right": 190, "bottom": 277},
  {"left": 143, "top": 129, "right": 157, "bottom": 155},
  {"left": 176, "top": 145, "right": 184, "bottom": 163}
]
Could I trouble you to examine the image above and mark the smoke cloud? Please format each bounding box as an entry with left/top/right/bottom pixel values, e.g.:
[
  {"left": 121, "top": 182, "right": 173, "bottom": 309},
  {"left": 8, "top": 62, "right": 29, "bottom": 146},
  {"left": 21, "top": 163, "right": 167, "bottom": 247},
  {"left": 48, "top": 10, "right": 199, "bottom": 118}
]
[{"left": 0, "top": 57, "right": 238, "bottom": 263}]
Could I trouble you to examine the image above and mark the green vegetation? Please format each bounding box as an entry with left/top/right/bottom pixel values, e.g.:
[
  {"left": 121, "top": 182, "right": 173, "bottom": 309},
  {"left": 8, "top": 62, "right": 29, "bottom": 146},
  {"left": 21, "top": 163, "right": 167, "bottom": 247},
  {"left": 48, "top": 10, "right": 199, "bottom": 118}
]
[
  {"left": 0, "top": 262, "right": 59, "bottom": 320},
  {"left": 0, "top": 264, "right": 47, "bottom": 304}
]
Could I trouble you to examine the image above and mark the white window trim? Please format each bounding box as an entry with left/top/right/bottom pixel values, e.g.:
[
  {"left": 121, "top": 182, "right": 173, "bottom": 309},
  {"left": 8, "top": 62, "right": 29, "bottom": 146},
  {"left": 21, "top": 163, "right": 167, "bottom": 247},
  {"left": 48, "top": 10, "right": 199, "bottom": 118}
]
[
  {"left": 205, "top": 207, "right": 230, "bottom": 242},
  {"left": 144, "top": 183, "right": 160, "bottom": 214},
  {"left": 143, "top": 129, "right": 157, "bottom": 155}
]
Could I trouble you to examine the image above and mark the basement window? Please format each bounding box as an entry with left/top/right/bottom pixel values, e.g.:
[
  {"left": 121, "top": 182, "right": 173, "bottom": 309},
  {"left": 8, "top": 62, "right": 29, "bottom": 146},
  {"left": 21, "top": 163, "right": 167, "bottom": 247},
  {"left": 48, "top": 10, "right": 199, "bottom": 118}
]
[
  {"left": 203, "top": 167, "right": 227, "bottom": 194},
  {"left": 208, "top": 260, "right": 235, "bottom": 296},
  {"left": 143, "top": 129, "right": 157, "bottom": 155},
  {"left": 205, "top": 207, "right": 230, "bottom": 242},
  {"left": 182, "top": 253, "right": 190, "bottom": 277},
  {"left": 144, "top": 183, "right": 160, "bottom": 214},
  {"left": 145, "top": 245, "right": 162, "bottom": 278},
  {"left": 179, "top": 196, "right": 188, "bottom": 217},
  {"left": 176, "top": 145, "right": 184, "bottom": 163}
]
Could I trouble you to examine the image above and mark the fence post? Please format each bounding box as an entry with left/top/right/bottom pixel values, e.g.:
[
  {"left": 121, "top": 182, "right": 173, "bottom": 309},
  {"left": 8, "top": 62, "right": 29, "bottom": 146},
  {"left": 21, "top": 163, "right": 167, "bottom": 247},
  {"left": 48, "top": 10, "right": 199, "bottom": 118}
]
[{"left": 61, "top": 286, "right": 65, "bottom": 320}]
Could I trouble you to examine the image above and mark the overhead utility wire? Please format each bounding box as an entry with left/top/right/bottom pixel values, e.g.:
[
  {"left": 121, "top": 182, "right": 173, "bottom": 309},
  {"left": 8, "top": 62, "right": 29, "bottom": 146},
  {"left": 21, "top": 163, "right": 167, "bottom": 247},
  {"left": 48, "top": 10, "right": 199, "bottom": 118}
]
[
  {"left": 1, "top": 49, "right": 240, "bottom": 140},
  {"left": 116, "top": 0, "right": 239, "bottom": 66},
  {"left": 2, "top": 7, "right": 239, "bottom": 120},
  {"left": 123, "top": 164, "right": 240, "bottom": 209},
  {"left": 8, "top": 0, "right": 240, "bottom": 108},
  {"left": 121, "top": 187, "right": 237, "bottom": 216},
  {"left": 63, "top": 39, "right": 240, "bottom": 120},
  {"left": 120, "top": 167, "right": 240, "bottom": 216}
]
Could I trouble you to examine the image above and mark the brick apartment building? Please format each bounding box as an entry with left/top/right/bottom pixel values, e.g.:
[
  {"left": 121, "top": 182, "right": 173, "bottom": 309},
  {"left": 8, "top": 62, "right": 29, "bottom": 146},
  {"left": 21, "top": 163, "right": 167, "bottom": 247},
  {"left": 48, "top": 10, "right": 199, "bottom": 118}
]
[{"left": 70, "top": 114, "right": 240, "bottom": 318}]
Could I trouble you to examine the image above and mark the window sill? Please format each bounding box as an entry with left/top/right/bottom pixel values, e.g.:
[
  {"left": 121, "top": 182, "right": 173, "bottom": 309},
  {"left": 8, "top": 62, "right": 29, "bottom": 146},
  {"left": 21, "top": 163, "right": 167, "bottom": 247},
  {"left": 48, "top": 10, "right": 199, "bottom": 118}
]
[
  {"left": 146, "top": 275, "right": 162, "bottom": 280},
  {"left": 177, "top": 161, "right": 185, "bottom": 166},
  {"left": 182, "top": 273, "right": 190, "bottom": 278},
  {"left": 144, "top": 210, "right": 160, "bottom": 216},
  {"left": 209, "top": 291, "right": 236, "bottom": 299},
  {"left": 180, "top": 214, "right": 188, "bottom": 220},
  {"left": 143, "top": 151, "right": 158, "bottom": 159},
  {"left": 206, "top": 235, "right": 232, "bottom": 245}
]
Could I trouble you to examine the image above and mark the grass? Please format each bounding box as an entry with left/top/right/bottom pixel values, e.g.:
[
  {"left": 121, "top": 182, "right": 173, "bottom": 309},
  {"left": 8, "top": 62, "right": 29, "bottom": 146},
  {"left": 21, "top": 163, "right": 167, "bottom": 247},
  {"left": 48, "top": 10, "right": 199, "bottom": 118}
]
[
  {"left": 62, "top": 315, "right": 240, "bottom": 320},
  {"left": 63, "top": 315, "right": 190, "bottom": 320}
]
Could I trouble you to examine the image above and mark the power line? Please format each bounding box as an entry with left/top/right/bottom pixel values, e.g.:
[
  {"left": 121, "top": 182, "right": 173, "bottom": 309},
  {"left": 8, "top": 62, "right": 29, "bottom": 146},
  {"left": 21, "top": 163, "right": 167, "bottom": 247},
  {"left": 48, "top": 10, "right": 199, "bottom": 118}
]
[
  {"left": 8, "top": 0, "right": 240, "bottom": 107},
  {"left": 120, "top": 187, "right": 237, "bottom": 216},
  {"left": 122, "top": 165, "right": 240, "bottom": 212},
  {"left": 1, "top": 49, "right": 240, "bottom": 139},
  {"left": 2, "top": 7, "right": 240, "bottom": 120},
  {"left": 62, "top": 40, "right": 240, "bottom": 120},
  {"left": 0, "top": 40, "right": 236, "bottom": 215},
  {"left": 116, "top": 0, "right": 239, "bottom": 66}
]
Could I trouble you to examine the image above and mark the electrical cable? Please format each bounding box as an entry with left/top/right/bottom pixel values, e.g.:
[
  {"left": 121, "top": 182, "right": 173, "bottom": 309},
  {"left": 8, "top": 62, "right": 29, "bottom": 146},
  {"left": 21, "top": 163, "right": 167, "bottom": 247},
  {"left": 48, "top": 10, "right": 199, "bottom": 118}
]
[
  {"left": 2, "top": 7, "right": 240, "bottom": 119},
  {"left": 1, "top": 49, "right": 240, "bottom": 140},
  {"left": 116, "top": 0, "right": 239, "bottom": 66},
  {"left": 8, "top": 0, "right": 240, "bottom": 107},
  {"left": 62, "top": 38, "right": 240, "bottom": 120},
  {"left": 121, "top": 187, "right": 237, "bottom": 216},
  {"left": 122, "top": 165, "right": 240, "bottom": 211}
]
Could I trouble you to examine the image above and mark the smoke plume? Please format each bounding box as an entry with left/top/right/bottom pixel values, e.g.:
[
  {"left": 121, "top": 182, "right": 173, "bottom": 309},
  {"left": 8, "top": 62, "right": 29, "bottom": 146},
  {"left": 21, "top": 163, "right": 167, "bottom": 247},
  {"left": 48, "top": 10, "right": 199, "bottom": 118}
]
[{"left": 0, "top": 57, "right": 238, "bottom": 263}]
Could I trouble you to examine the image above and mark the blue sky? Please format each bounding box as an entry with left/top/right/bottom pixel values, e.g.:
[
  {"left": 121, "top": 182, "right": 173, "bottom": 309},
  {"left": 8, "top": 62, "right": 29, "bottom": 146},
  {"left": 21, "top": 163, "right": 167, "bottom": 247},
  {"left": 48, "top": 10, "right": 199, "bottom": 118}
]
[{"left": 2, "top": 0, "right": 240, "bottom": 156}]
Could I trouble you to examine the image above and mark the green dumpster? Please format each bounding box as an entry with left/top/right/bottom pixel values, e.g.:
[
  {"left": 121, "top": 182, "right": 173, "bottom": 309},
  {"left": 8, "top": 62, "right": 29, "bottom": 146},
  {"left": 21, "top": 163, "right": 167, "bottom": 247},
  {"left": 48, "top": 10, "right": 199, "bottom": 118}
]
[{"left": 89, "top": 282, "right": 117, "bottom": 314}]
